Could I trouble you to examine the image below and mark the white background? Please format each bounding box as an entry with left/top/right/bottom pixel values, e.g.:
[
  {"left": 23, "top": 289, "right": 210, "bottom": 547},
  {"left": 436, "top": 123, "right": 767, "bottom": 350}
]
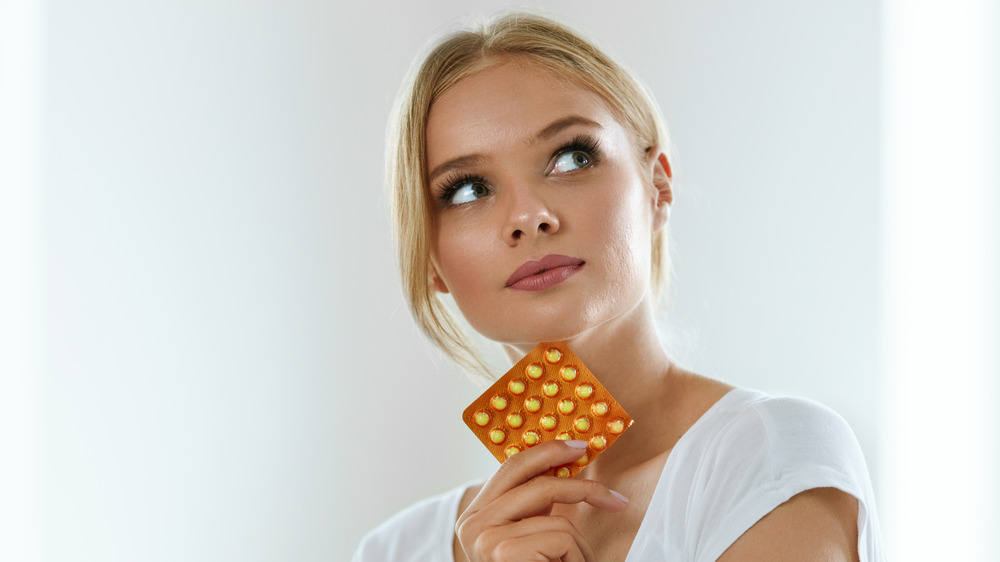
[{"left": 1, "top": 0, "right": 996, "bottom": 560}]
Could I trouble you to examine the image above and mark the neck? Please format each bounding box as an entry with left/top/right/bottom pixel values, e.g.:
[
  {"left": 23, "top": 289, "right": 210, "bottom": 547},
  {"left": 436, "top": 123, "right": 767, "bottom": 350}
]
[{"left": 502, "top": 294, "right": 676, "bottom": 430}]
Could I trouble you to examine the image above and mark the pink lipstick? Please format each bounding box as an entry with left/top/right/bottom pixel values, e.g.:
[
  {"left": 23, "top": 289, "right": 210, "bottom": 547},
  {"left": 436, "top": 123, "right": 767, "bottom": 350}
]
[{"left": 505, "top": 254, "right": 585, "bottom": 292}]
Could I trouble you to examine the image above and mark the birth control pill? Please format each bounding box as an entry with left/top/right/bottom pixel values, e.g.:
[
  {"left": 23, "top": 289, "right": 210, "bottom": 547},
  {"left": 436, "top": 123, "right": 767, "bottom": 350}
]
[
  {"left": 544, "top": 348, "right": 563, "bottom": 364},
  {"left": 542, "top": 381, "right": 560, "bottom": 398},
  {"left": 524, "top": 396, "right": 542, "bottom": 413},
  {"left": 589, "top": 434, "right": 607, "bottom": 450},
  {"left": 558, "top": 398, "right": 576, "bottom": 415},
  {"left": 490, "top": 395, "right": 508, "bottom": 411},
  {"left": 522, "top": 430, "right": 541, "bottom": 446},
  {"left": 489, "top": 428, "right": 506, "bottom": 444},
  {"left": 526, "top": 363, "right": 544, "bottom": 380},
  {"left": 508, "top": 379, "right": 526, "bottom": 395}
]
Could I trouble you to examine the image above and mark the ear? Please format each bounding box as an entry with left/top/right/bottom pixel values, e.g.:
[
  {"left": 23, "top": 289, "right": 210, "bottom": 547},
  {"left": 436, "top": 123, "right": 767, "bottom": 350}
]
[
  {"left": 429, "top": 262, "right": 449, "bottom": 294},
  {"left": 647, "top": 147, "right": 673, "bottom": 231}
]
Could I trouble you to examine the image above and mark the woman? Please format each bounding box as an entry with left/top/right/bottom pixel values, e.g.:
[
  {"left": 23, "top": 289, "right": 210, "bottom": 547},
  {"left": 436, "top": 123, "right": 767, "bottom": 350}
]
[{"left": 355, "top": 12, "right": 883, "bottom": 561}]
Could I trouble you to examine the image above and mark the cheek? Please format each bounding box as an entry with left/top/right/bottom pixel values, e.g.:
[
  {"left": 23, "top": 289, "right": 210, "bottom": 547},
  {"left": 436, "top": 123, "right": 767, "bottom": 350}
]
[{"left": 433, "top": 222, "right": 494, "bottom": 296}]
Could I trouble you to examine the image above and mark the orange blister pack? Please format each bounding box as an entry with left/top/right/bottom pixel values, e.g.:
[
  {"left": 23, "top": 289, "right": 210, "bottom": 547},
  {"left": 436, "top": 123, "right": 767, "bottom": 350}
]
[{"left": 462, "top": 341, "right": 633, "bottom": 478}]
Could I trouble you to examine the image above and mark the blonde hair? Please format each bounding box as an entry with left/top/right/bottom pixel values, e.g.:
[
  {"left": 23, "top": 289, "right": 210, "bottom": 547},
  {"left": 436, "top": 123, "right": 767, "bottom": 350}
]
[{"left": 387, "top": 11, "right": 672, "bottom": 376}]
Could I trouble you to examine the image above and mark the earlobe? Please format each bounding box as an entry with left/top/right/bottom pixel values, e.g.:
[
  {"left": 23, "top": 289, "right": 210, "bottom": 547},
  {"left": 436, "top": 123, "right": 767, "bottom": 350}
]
[
  {"left": 648, "top": 148, "right": 673, "bottom": 231},
  {"left": 429, "top": 263, "right": 450, "bottom": 294}
]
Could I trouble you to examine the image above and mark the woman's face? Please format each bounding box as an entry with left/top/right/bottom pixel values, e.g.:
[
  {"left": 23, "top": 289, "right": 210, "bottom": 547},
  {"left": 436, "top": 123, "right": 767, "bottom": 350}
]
[{"left": 425, "top": 59, "right": 668, "bottom": 347}]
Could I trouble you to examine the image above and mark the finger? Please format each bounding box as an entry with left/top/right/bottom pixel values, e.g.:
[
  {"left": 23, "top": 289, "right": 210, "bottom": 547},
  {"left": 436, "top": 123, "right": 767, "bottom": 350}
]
[
  {"left": 469, "top": 440, "right": 591, "bottom": 511},
  {"left": 490, "top": 531, "right": 590, "bottom": 562},
  {"left": 483, "top": 475, "right": 628, "bottom": 523}
]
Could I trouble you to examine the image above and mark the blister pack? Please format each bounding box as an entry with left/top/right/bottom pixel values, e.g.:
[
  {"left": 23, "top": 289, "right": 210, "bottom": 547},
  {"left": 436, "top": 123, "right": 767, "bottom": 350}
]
[{"left": 462, "top": 341, "right": 633, "bottom": 478}]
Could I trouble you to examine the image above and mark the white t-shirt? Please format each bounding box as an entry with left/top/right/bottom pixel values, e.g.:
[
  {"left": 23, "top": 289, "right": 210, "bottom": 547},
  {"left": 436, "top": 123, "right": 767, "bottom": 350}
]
[{"left": 353, "top": 388, "right": 885, "bottom": 561}]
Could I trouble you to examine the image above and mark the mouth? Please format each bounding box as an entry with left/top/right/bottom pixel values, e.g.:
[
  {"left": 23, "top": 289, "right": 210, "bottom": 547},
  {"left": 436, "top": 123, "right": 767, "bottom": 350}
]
[{"left": 505, "top": 254, "right": 585, "bottom": 292}]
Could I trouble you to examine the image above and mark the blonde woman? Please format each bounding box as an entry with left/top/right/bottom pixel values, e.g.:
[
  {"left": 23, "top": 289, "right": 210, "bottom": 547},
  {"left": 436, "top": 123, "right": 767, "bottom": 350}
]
[{"left": 355, "top": 12, "right": 883, "bottom": 562}]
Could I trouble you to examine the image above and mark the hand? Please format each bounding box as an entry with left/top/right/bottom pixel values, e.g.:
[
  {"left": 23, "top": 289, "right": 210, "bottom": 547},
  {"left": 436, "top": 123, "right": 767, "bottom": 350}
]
[{"left": 455, "top": 440, "right": 629, "bottom": 561}]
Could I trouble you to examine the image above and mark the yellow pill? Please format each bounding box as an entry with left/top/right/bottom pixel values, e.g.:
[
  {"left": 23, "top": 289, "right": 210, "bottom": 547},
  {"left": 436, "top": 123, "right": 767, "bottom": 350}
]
[
  {"left": 525, "top": 363, "right": 544, "bottom": 380},
  {"left": 573, "top": 452, "right": 590, "bottom": 467},
  {"left": 473, "top": 411, "right": 491, "bottom": 427},
  {"left": 557, "top": 431, "right": 573, "bottom": 441},
  {"left": 555, "top": 466, "right": 571, "bottom": 478},
  {"left": 540, "top": 414, "right": 558, "bottom": 431},
  {"left": 607, "top": 419, "right": 626, "bottom": 435},
  {"left": 507, "top": 413, "right": 524, "bottom": 429},
  {"left": 574, "top": 416, "right": 591, "bottom": 433},
  {"left": 522, "top": 430, "right": 541, "bottom": 446},
  {"left": 490, "top": 395, "right": 508, "bottom": 411},
  {"left": 542, "top": 381, "right": 560, "bottom": 397},
  {"left": 489, "top": 428, "right": 506, "bottom": 444},
  {"left": 505, "top": 445, "right": 521, "bottom": 458},
  {"left": 524, "top": 396, "right": 542, "bottom": 413},
  {"left": 508, "top": 379, "right": 526, "bottom": 395},
  {"left": 589, "top": 434, "right": 607, "bottom": 450},
  {"left": 559, "top": 365, "right": 578, "bottom": 381},
  {"left": 544, "top": 348, "right": 563, "bottom": 364},
  {"left": 575, "top": 384, "right": 594, "bottom": 400},
  {"left": 558, "top": 398, "right": 576, "bottom": 415},
  {"left": 591, "top": 401, "right": 610, "bottom": 416}
]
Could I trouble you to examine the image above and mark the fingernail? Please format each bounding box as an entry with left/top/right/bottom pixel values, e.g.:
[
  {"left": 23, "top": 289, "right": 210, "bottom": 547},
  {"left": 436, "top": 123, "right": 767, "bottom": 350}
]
[
  {"left": 609, "top": 489, "right": 630, "bottom": 503},
  {"left": 564, "top": 440, "right": 588, "bottom": 449}
]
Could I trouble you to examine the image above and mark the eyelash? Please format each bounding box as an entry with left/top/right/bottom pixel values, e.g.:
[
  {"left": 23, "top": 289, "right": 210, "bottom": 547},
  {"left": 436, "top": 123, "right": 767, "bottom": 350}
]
[{"left": 435, "top": 134, "right": 603, "bottom": 205}]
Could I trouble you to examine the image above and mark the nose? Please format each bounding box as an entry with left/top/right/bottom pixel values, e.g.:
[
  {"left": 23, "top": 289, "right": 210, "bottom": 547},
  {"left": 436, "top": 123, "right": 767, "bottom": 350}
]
[{"left": 503, "top": 186, "right": 560, "bottom": 246}]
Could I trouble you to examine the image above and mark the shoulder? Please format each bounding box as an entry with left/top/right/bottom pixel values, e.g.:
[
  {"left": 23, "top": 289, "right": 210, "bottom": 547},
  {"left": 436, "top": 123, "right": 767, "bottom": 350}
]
[
  {"left": 700, "top": 390, "right": 868, "bottom": 485},
  {"left": 677, "top": 389, "right": 883, "bottom": 561},
  {"left": 352, "top": 481, "right": 480, "bottom": 562}
]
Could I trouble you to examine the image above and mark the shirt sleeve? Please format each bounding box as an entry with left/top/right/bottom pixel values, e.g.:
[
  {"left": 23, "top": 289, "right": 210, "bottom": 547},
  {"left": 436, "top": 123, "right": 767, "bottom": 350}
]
[
  {"left": 352, "top": 484, "right": 470, "bottom": 562},
  {"left": 690, "top": 396, "right": 883, "bottom": 562}
]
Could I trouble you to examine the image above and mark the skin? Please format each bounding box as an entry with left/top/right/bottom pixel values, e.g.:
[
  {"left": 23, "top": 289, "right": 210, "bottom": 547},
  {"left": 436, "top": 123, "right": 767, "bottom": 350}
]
[{"left": 424, "top": 57, "right": 860, "bottom": 562}]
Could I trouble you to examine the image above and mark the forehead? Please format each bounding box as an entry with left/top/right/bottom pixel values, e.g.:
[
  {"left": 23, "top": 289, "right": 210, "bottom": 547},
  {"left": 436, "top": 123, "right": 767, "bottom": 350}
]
[{"left": 425, "top": 60, "right": 619, "bottom": 165}]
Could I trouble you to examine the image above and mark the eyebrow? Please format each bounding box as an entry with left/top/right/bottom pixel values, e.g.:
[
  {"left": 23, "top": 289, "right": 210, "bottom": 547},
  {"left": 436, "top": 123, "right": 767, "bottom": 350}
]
[
  {"left": 426, "top": 115, "right": 602, "bottom": 184},
  {"left": 534, "top": 115, "right": 602, "bottom": 142}
]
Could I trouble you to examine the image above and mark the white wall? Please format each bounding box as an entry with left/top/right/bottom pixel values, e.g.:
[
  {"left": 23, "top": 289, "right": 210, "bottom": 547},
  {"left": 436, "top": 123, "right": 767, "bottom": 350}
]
[{"left": 0, "top": 0, "right": 992, "bottom": 560}]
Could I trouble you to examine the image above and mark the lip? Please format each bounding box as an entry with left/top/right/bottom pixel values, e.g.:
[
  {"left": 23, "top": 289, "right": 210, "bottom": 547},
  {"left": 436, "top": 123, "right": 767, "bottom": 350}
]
[{"left": 505, "top": 254, "right": 585, "bottom": 292}]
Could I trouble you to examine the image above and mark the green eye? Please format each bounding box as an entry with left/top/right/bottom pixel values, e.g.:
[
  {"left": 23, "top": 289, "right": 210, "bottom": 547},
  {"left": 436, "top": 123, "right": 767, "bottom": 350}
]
[
  {"left": 450, "top": 180, "right": 490, "bottom": 205},
  {"left": 553, "top": 151, "right": 591, "bottom": 173}
]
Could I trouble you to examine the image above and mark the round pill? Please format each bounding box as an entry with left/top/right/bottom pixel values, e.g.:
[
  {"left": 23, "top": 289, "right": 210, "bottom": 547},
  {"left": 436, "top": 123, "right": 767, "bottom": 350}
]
[
  {"left": 591, "top": 401, "right": 610, "bottom": 416},
  {"left": 490, "top": 395, "right": 508, "bottom": 411},
  {"left": 573, "top": 452, "right": 590, "bottom": 467},
  {"left": 559, "top": 365, "right": 578, "bottom": 381},
  {"left": 489, "top": 428, "right": 507, "bottom": 444},
  {"left": 574, "top": 416, "right": 591, "bottom": 433},
  {"left": 555, "top": 466, "right": 571, "bottom": 478},
  {"left": 544, "top": 348, "right": 563, "bottom": 364},
  {"left": 505, "top": 445, "right": 521, "bottom": 458},
  {"left": 589, "top": 434, "right": 607, "bottom": 450},
  {"left": 524, "top": 396, "right": 542, "bottom": 413},
  {"left": 542, "top": 381, "right": 560, "bottom": 397},
  {"left": 525, "top": 363, "right": 544, "bottom": 380},
  {"left": 575, "top": 384, "right": 594, "bottom": 400},
  {"left": 607, "top": 419, "right": 626, "bottom": 435},
  {"left": 506, "top": 413, "right": 524, "bottom": 429},
  {"left": 473, "top": 411, "right": 491, "bottom": 427},
  {"left": 508, "top": 379, "right": 526, "bottom": 395},
  {"left": 557, "top": 398, "right": 576, "bottom": 415},
  {"left": 556, "top": 431, "right": 573, "bottom": 441},
  {"left": 539, "top": 414, "right": 558, "bottom": 431},
  {"left": 522, "top": 430, "right": 541, "bottom": 446}
]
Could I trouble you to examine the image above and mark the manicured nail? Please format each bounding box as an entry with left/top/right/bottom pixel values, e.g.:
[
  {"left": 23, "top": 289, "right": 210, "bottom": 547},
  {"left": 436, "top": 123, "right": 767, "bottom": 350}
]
[
  {"left": 609, "top": 489, "right": 630, "bottom": 503},
  {"left": 565, "top": 440, "right": 588, "bottom": 449}
]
